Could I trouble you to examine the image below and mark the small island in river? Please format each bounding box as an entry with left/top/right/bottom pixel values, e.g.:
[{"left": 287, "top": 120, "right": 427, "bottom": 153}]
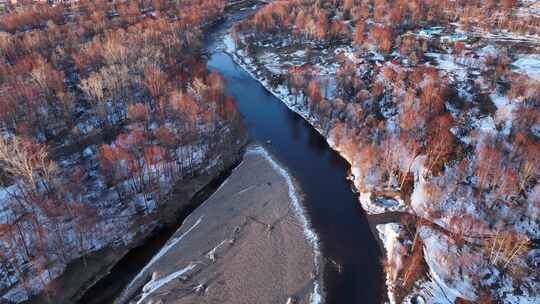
[{"left": 117, "top": 146, "right": 323, "bottom": 304}]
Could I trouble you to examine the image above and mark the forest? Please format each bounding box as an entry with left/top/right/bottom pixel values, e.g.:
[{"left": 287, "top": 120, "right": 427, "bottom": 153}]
[
  {"left": 0, "top": 0, "right": 539, "bottom": 303},
  {"left": 229, "top": 0, "right": 539, "bottom": 302},
  {"left": 0, "top": 0, "right": 244, "bottom": 301}
]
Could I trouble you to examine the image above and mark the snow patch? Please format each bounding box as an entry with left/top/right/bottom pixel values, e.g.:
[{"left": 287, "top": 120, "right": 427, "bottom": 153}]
[
  {"left": 124, "top": 216, "right": 203, "bottom": 294},
  {"left": 513, "top": 54, "right": 540, "bottom": 79},
  {"left": 359, "top": 192, "right": 407, "bottom": 214},
  {"left": 136, "top": 264, "right": 197, "bottom": 304},
  {"left": 376, "top": 223, "right": 404, "bottom": 304}
]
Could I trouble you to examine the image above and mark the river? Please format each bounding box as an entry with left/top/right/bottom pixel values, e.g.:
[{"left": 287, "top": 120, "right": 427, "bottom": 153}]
[
  {"left": 205, "top": 10, "right": 384, "bottom": 304},
  {"left": 78, "top": 6, "right": 383, "bottom": 304}
]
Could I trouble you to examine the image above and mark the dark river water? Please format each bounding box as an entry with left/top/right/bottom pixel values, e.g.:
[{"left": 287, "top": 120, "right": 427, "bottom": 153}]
[
  {"left": 78, "top": 8, "right": 383, "bottom": 304},
  {"left": 205, "top": 12, "right": 383, "bottom": 304}
]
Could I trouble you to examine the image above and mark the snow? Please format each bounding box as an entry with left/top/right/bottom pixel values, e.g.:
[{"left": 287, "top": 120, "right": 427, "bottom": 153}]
[
  {"left": 291, "top": 50, "right": 306, "bottom": 57},
  {"left": 419, "top": 226, "right": 477, "bottom": 302},
  {"left": 477, "top": 45, "right": 498, "bottom": 57},
  {"left": 223, "top": 34, "right": 236, "bottom": 53},
  {"left": 531, "top": 123, "right": 540, "bottom": 137},
  {"left": 358, "top": 191, "right": 407, "bottom": 214},
  {"left": 226, "top": 32, "right": 411, "bottom": 219},
  {"left": 491, "top": 93, "right": 516, "bottom": 135},
  {"left": 124, "top": 216, "right": 203, "bottom": 294},
  {"left": 2, "top": 288, "right": 29, "bottom": 303},
  {"left": 404, "top": 224, "right": 495, "bottom": 304},
  {"left": 410, "top": 173, "right": 430, "bottom": 217},
  {"left": 2, "top": 262, "right": 64, "bottom": 303},
  {"left": 418, "top": 26, "right": 443, "bottom": 38},
  {"left": 83, "top": 146, "right": 94, "bottom": 157},
  {"left": 228, "top": 21, "right": 540, "bottom": 303},
  {"left": 442, "top": 32, "right": 468, "bottom": 43},
  {"left": 426, "top": 52, "right": 468, "bottom": 81},
  {"left": 0, "top": 128, "right": 226, "bottom": 300},
  {"left": 513, "top": 54, "right": 540, "bottom": 79},
  {"left": 376, "top": 223, "right": 404, "bottom": 304},
  {"left": 479, "top": 31, "right": 540, "bottom": 44},
  {"left": 259, "top": 52, "right": 284, "bottom": 74},
  {"left": 136, "top": 264, "right": 197, "bottom": 304},
  {"left": 334, "top": 46, "right": 357, "bottom": 63},
  {"left": 0, "top": 185, "right": 15, "bottom": 202},
  {"left": 0, "top": 186, "right": 15, "bottom": 222},
  {"left": 476, "top": 116, "right": 497, "bottom": 134},
  {"left": 206, "top": 239, "right": 230, "bottom": 262},
  {"left": 223, "top": 34, "right": 314, "bottom": 127}
]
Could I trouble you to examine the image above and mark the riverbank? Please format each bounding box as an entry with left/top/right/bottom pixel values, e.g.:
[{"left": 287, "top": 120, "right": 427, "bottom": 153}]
[
  {"left": 0, "top": 0, "right": 259, "bottom": 300},
  {"left": 223, "top": 29, "right": 454, "bottom": 304},
  {"left": 117, "top": 146, "right": 323, "bottom": 304},
  {"left": 222, "top": 32, "right": 439, "bottom": 303},
  {"left": 222, "top": 32, "right": 395, "bottom": 302},
  {"left": 224, "top": 17, "right": 539, "bottom": 303},
  {"left": 23, "top": 137, "right": 246, "bottom": 304}
]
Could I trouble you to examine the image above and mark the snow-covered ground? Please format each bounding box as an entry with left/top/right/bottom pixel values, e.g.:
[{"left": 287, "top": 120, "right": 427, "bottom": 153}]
[
  {"left": 0, "top": 127, "right": 241, "bottom": 302},
  {"left": 136, "top": 264, "right": 197, "bottom": 304},
  {"left": 225, "top": 16, "right": 540, "bottom": 301},
  {"left": 224, "top": 33, "right": 411, "bottom": 217},
  {"left": 376, "top": 223, "right": 404, "bottom": 304},
  {"left": 513, "top": 54, "right": 540, "bottom": 79}
]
